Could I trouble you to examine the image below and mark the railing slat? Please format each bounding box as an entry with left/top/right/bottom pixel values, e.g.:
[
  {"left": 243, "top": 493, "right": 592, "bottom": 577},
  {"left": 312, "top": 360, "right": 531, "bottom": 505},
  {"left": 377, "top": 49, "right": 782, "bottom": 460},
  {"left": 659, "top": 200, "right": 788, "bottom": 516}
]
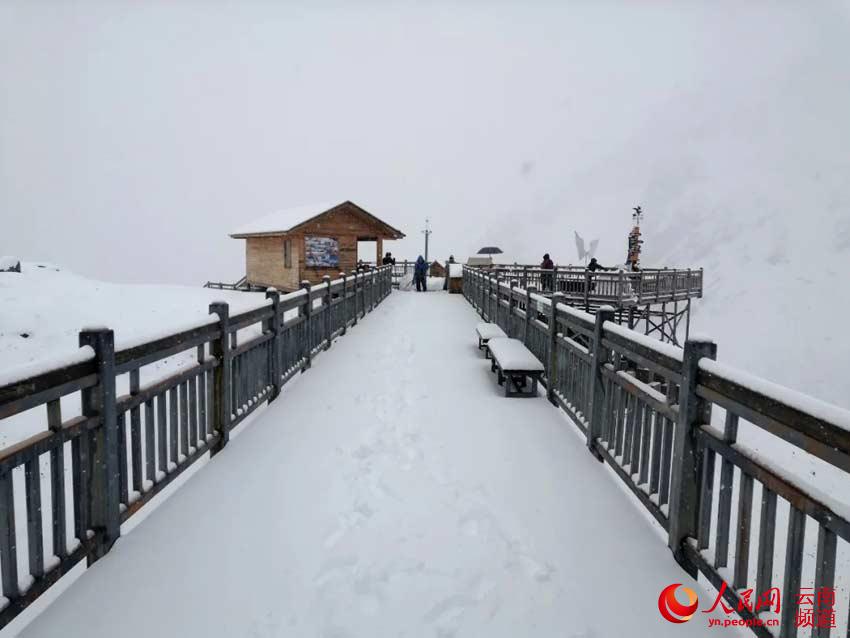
[
  {"left": 755, "top": 487, "right": 777, "bottom": 595},
  {"left": 733, "top": 471, "right": 754, "bottom": 589},
  {"left": 0, "top": 469, "right": 18, "bottom": 599},
  {"left": 779, "top": 507, "right": 807, "bottom": 637}
]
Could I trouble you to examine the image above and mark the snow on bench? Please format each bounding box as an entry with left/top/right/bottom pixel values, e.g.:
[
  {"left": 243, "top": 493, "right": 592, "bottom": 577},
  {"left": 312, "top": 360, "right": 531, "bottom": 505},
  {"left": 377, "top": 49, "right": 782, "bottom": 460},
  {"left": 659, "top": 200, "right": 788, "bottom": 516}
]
[
  {"left": 475, "top": 322, "right": 507, "bottom": 354},
  {"left": 486, "top": 337, "right": 544, "bottom": 398}
]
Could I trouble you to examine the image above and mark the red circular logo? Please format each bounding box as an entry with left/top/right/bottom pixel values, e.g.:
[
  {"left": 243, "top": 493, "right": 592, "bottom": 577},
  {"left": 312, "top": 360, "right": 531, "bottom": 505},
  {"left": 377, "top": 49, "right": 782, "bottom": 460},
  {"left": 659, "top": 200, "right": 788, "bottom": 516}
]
[{"left": 658, "top": 583, "right": 699, "bottom": 623}]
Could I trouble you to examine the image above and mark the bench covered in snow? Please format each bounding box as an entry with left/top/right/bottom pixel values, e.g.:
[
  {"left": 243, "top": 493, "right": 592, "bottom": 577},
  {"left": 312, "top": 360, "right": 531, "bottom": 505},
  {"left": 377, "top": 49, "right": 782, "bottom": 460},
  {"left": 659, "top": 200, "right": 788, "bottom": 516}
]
[
  {"left": 476, "top": 322, "right": 507, "bottom": 355},
  {"left": 486, "top": 337, "right": 544, "bottom": 398}
]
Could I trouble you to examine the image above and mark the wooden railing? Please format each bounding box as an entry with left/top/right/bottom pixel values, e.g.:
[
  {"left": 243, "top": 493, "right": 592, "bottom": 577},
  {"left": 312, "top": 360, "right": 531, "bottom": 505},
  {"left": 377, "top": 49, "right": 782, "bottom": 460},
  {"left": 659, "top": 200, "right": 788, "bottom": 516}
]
[
  {"left": 0, "top": 266, "right": 393, "bottom": 629},
  {"left": 463, "top": 265, "right": 850, "bottom": 637},
  {"left": 483, "top": 264, "right": 703, "bottom": 308}
]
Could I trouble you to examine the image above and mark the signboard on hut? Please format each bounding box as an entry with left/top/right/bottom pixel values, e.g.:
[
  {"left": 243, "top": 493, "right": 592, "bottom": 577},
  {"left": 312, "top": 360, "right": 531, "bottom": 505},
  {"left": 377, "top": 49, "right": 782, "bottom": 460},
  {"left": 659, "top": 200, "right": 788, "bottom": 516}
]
[{"left": 305, "top": 236, "right": 339, "bottom": 268}]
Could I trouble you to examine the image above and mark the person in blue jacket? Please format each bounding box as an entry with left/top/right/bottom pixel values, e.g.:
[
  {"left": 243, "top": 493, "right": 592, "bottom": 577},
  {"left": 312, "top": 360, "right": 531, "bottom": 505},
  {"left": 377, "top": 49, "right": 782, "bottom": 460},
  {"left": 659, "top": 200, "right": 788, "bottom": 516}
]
[{"left": 414, "top": 255, "right": 428, "bottom": 292}]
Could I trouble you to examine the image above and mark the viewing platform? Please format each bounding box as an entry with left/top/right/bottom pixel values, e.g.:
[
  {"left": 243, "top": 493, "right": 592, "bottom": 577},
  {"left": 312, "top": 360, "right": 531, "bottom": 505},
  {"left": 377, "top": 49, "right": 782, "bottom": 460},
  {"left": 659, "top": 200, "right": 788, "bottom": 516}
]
[
  {"left": 15, "top": 291, "right": 725, "bottom": 638},
  {"left": 1, "top": 267, "right": 848, "bottom": 638}
]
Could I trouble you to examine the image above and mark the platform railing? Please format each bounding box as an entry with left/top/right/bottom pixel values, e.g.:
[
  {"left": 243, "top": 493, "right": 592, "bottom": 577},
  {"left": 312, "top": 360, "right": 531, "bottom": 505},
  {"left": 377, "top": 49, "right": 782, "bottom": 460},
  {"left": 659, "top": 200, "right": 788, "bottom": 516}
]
[
  {"left": 483, "top": 264, "right": 702, "bottom": 308},
  {"left": 463, "top": 265, "right": 850, "bottom": 637},
  {"left": 0, "top": 266, "right": 393, "bottom": 630}
]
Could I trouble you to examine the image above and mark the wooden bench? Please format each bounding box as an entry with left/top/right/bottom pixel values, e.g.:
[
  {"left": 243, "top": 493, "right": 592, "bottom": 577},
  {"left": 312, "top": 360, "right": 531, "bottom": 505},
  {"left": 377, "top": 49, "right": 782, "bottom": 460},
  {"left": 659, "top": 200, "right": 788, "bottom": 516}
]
[
  {"left": 475, "top": 323, "right": 507, "bottom": 358},
  {"left": 486, "top": 337, "right": 545, "bottom": 398}
]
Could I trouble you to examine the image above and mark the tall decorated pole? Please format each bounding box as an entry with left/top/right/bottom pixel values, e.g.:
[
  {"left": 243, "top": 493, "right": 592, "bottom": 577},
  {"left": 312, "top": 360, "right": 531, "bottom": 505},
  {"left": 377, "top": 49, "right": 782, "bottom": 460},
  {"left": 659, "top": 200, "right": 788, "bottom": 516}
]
[{"left": 627, "top": 205, "right": 644, "bottom": 270}]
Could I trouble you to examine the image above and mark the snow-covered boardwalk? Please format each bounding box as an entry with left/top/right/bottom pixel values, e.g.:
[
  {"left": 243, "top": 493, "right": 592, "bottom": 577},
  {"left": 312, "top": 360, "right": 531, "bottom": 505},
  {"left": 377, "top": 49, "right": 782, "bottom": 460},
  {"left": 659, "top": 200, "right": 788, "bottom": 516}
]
[{"left": 21, "top": 291, "right": 727, "bottom": 637}]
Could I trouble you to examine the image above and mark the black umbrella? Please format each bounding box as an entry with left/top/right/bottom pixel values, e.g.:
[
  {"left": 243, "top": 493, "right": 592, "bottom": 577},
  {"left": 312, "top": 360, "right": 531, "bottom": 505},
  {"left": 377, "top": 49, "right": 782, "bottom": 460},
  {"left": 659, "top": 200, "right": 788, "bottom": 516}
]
[{"left": 477, "top": 246, "right": 503, "bottom": 255}]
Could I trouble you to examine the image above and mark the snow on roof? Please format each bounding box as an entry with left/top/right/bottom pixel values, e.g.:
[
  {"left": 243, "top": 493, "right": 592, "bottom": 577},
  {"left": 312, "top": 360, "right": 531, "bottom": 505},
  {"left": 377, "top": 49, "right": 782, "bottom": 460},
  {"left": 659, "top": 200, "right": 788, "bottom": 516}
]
[
  {"left": 230, "top": 201, "right": 344, "bottom": 237},
  {"left": 230, "top": 200, "right": 405, "bottom": 238}
]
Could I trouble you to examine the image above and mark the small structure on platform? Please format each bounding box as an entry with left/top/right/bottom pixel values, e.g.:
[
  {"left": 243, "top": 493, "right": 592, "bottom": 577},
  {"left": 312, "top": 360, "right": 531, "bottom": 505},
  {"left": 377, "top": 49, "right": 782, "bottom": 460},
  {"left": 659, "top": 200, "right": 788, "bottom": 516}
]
[
  {"left": 448, "top": 263, "right": 463, "bottom": 294},
  {"left": 466, "top": 256, "right": 493, "bottom": 268},
  {"left": 230, "top": 201, "right": 405, "bottom": 291}
]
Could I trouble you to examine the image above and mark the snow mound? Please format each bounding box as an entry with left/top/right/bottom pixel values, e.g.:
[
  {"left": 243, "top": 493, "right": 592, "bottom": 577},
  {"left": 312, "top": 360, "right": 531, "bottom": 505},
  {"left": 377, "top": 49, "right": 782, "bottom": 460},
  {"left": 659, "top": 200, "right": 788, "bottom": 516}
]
[{"left": 0, "top": 262, "right": 269, "bottom": 378}]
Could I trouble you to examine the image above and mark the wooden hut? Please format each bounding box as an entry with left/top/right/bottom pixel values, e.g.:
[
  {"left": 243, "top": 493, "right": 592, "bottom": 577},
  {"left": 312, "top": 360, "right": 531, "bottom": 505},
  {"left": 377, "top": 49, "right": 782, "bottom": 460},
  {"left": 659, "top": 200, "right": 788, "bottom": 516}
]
[{"left": 230, "top": 201, "right": 405, "bottom": 291}]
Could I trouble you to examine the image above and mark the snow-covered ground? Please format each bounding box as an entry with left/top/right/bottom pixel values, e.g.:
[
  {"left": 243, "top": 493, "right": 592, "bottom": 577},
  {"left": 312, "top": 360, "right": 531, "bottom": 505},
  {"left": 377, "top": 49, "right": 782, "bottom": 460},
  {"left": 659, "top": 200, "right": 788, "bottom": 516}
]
[
  {"left": 0, "top": 262, "right": 269, "bottom": 449},
  {"left": 0, "top": 261, "right": 268, "bottom": 372},
  {"left": 17, "top": 291, "right": 741, "bottom": 638}
]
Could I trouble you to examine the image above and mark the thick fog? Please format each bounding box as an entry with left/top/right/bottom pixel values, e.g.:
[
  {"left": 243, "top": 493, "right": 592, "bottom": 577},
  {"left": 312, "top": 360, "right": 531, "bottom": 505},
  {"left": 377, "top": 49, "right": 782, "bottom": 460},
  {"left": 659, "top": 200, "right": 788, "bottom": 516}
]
[{"left": 2, "top": 2, "right": 849, "bottom": 285}]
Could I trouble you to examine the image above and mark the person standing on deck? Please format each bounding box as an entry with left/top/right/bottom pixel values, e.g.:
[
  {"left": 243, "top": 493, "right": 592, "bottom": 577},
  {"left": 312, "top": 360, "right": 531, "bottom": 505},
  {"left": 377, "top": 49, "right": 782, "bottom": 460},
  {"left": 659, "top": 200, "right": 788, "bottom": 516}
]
[
  {"left": 414, "top": 255, "right": 428, "bottom": 292},
  {"left": 540, "top": 253, "right": 554, "bottom": 292},
  {"left": 443, "top": 255, "right": 456, "bottom": 290},
  {"left": 585, "top": 257, "right": 609, "bottom": 292},
  {"left": 382, "top": 252, "right": 396, "bottom": 266},
  {"left": 587, "top": 257, "right": 607, "bottom": 272}
]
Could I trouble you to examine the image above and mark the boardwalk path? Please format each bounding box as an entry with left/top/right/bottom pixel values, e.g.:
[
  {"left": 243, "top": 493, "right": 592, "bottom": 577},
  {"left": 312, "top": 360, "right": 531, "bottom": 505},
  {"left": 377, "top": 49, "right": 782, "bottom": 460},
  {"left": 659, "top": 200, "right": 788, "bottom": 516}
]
[{"left": 22, "top": 291, "right": 734, "bottom": 637}]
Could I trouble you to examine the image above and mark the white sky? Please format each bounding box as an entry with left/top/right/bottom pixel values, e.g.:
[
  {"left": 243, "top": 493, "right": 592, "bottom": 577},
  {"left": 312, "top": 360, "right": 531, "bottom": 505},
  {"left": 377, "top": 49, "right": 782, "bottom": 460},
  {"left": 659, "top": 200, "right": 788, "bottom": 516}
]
[{"left": 2, "top": 1, "right": 849, "bottom": 284}]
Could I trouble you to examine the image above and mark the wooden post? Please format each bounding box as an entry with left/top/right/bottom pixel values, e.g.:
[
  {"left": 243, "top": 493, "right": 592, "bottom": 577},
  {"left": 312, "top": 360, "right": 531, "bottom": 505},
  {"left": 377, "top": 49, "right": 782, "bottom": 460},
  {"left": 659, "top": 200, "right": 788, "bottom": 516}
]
[
  {"left": 300, "top": 281, "right": 313, "bottom": 370},
  {"left": 208, "top": 302, "right": 231, "bottom": 455},
  {"left": 584, "top": 271, "right": 591, "bottom": 312},
  {"left": 668, "top": 337, "right": 717, "bottom": 576},
  {"left": 351, "top": 270, "right": 359, "bottom": 325},
  {"left": 547, "top": 292, "right": 564, "bottom": 405},
  {"left": 552, "top": 265, "right": 559, "bottom": 293},
  {"left": 586, "top": 306, "right": 615, "bottom": 459},
  {"left": 323, "top": 275, "right": 332, "bottom": 350},
  {"left": 265, "top": 290, "right": 281, "bottom": 401},
  {"left": 79, "top": 328, "right": 120, "bottom": 561}
]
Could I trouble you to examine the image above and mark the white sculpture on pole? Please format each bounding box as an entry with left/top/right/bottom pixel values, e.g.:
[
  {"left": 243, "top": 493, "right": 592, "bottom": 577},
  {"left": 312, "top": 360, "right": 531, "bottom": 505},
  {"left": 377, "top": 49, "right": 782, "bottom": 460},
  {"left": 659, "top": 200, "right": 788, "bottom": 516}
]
[{"left": 574, "top": 231, "right": 599, "bottom": 264}]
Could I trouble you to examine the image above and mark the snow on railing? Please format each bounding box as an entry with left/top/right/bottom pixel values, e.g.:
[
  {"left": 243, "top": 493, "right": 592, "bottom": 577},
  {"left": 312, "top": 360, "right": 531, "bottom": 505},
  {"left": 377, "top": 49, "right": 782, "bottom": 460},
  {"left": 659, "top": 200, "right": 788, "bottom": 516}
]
[
  {"left": 485, "top": 263, "right": 703, "bottom": 307},
  {"left": 461, "top": 264, "right": 850, "bottom": 637},
  {"left": 0, "top": 266, "right": 394, "bottom": 630}
]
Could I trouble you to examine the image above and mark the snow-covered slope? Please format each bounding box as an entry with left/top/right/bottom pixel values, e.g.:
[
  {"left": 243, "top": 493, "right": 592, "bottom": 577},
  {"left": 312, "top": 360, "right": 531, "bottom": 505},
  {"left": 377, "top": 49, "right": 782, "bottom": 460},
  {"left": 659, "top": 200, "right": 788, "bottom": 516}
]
[
  {"left": 0, "top": 262, "right": 267, "bottom": 373},
  {"left": 0, "top": 262, "right": 269, "bottom": 448}
]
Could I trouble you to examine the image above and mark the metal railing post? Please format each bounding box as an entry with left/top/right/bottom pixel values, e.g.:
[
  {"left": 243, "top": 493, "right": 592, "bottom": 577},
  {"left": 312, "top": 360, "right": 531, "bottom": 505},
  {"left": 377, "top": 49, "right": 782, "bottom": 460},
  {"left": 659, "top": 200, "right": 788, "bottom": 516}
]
[
  {"left": 586, "top": 306, "right": 615, "bottom": 459},
  {"left": 351, "top": 270, "right": 359, "bottom": 325},
  {"left": 300, "top": 281, "right": 313, "bottom": 370},
  {"left": 479, "top": 270, "right": 485, "bottom": 317},
  {"left": 546, "top": 292, "right": 564, "bottom": 405},
  {"left": 509, "top": 280, "right": 518, "bottom": 337},
  {"left": 323, "top": 275, "right": 332, "bottom": 350},
  {"left": 339, "top": 273, "right": 348, "bottom": 335},
  {"left": 668, "top": 337, "right": 717, "bottom": 576},
  {"left": 265, "top": 289, "right": 281, "bottom": 401},
  {"left": 79, "top": 328, "right": 120, "bottom": 561},
  {"left": 496, "top": 276, "right": 503, "bottom": 329},
  {"left": 208, "top": 302, "right": 231, "bottom": 455},
  {"left": 524, "top": 286, "right": 537, "bottom": 345}
]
